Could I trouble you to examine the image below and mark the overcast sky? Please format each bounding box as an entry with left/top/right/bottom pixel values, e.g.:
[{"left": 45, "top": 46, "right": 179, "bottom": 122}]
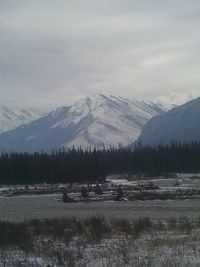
[{"left": 1, "top": 0, "right": 200, "bottom": 110}]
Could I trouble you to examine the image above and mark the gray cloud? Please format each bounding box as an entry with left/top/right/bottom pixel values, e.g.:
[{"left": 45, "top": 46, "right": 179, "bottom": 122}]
[{"left": 0, "top": 0, "right": 200, "bottom": 110}]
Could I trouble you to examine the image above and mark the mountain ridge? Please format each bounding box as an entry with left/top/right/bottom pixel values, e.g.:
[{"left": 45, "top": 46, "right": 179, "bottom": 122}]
[{"left": 138, "top": 97, "right": 200, "bottom": 146}]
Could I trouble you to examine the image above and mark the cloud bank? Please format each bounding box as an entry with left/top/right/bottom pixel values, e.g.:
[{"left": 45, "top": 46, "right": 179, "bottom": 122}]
[{"left": 0, "top": 0, "right": 200, "bottom": 110}]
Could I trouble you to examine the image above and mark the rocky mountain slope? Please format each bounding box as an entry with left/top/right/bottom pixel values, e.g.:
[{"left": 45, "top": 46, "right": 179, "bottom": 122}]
[{"left": 138, "top": 97, "right": 200, "bottom": 146}]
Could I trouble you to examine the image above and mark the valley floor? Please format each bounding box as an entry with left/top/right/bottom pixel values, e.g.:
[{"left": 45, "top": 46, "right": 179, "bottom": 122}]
[
  {"left": 0, "top": 173, "right": 199, "bottom": 221},
  {"left": 0, "top": 174, "right": 200, "bottom": 266}
]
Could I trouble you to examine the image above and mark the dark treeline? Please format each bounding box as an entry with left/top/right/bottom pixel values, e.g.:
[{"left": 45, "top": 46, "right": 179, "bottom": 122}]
[{"left": 0, "top": 142, "right": 200, "bottom": 184}]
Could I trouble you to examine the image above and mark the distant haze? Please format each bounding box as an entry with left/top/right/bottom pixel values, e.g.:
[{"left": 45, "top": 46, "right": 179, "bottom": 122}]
[{"left": 1, "top": 1, "right": 200, "bottom": 110}]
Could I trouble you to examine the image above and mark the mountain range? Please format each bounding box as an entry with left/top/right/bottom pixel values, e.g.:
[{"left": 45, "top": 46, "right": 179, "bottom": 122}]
[
  {"left": 0, "top": 94, "right": 166, "bottom": 152},
  {"left": 0, "top": 91, "right": 198, "bottom": 152}
]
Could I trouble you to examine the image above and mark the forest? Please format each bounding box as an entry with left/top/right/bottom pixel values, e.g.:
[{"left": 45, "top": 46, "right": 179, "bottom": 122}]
[{"left": 0, "top": 142, "right": 200, "bottom": 184}]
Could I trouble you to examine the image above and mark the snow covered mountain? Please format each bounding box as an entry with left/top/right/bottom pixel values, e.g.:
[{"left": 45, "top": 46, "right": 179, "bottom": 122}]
[
  {"left": 0, "top": 106, "right": 46, "bottom": 133},
  {"left": 0, "top": 94, "right": 166, "bottom": 152},
  {"left": 154, "top": 89, "right": 200, "bottom": 110},
  {"left": 138, "top": 97, "right": 200, "bottom": 146}
]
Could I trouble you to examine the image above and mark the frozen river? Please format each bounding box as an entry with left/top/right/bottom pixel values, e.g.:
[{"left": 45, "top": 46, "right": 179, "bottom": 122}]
[{"left": 0, "top": 194, "right": 200, "bottom": 221}]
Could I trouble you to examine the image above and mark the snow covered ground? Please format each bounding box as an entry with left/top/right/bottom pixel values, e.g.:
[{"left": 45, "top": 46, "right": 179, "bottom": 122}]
[{"left": 1, "top": 216, "right": 200, "bottom": 266}]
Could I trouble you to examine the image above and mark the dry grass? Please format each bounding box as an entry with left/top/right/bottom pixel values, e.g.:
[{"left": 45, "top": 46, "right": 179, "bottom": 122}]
[{"left": 0, "top": 216, "right": 200, "bottom": 266}]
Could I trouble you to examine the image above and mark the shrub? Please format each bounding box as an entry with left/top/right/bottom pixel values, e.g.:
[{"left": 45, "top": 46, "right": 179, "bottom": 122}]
[
  {"left": 178, "top": 217, "right": 192, "bottom": 234},
  {"left": 84, "top": 217, "right": 111, "bottom": 241},
  {"left": 0, "top": 221, "right": 33, "bottom": 250},
  {"left": 111, "top": 218, "right": 132, "bottom": 235}
]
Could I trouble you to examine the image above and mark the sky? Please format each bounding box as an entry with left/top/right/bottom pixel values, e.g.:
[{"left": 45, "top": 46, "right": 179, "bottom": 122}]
[{"left": 1, "top": 0, "right": 200, "bottom": 110}]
